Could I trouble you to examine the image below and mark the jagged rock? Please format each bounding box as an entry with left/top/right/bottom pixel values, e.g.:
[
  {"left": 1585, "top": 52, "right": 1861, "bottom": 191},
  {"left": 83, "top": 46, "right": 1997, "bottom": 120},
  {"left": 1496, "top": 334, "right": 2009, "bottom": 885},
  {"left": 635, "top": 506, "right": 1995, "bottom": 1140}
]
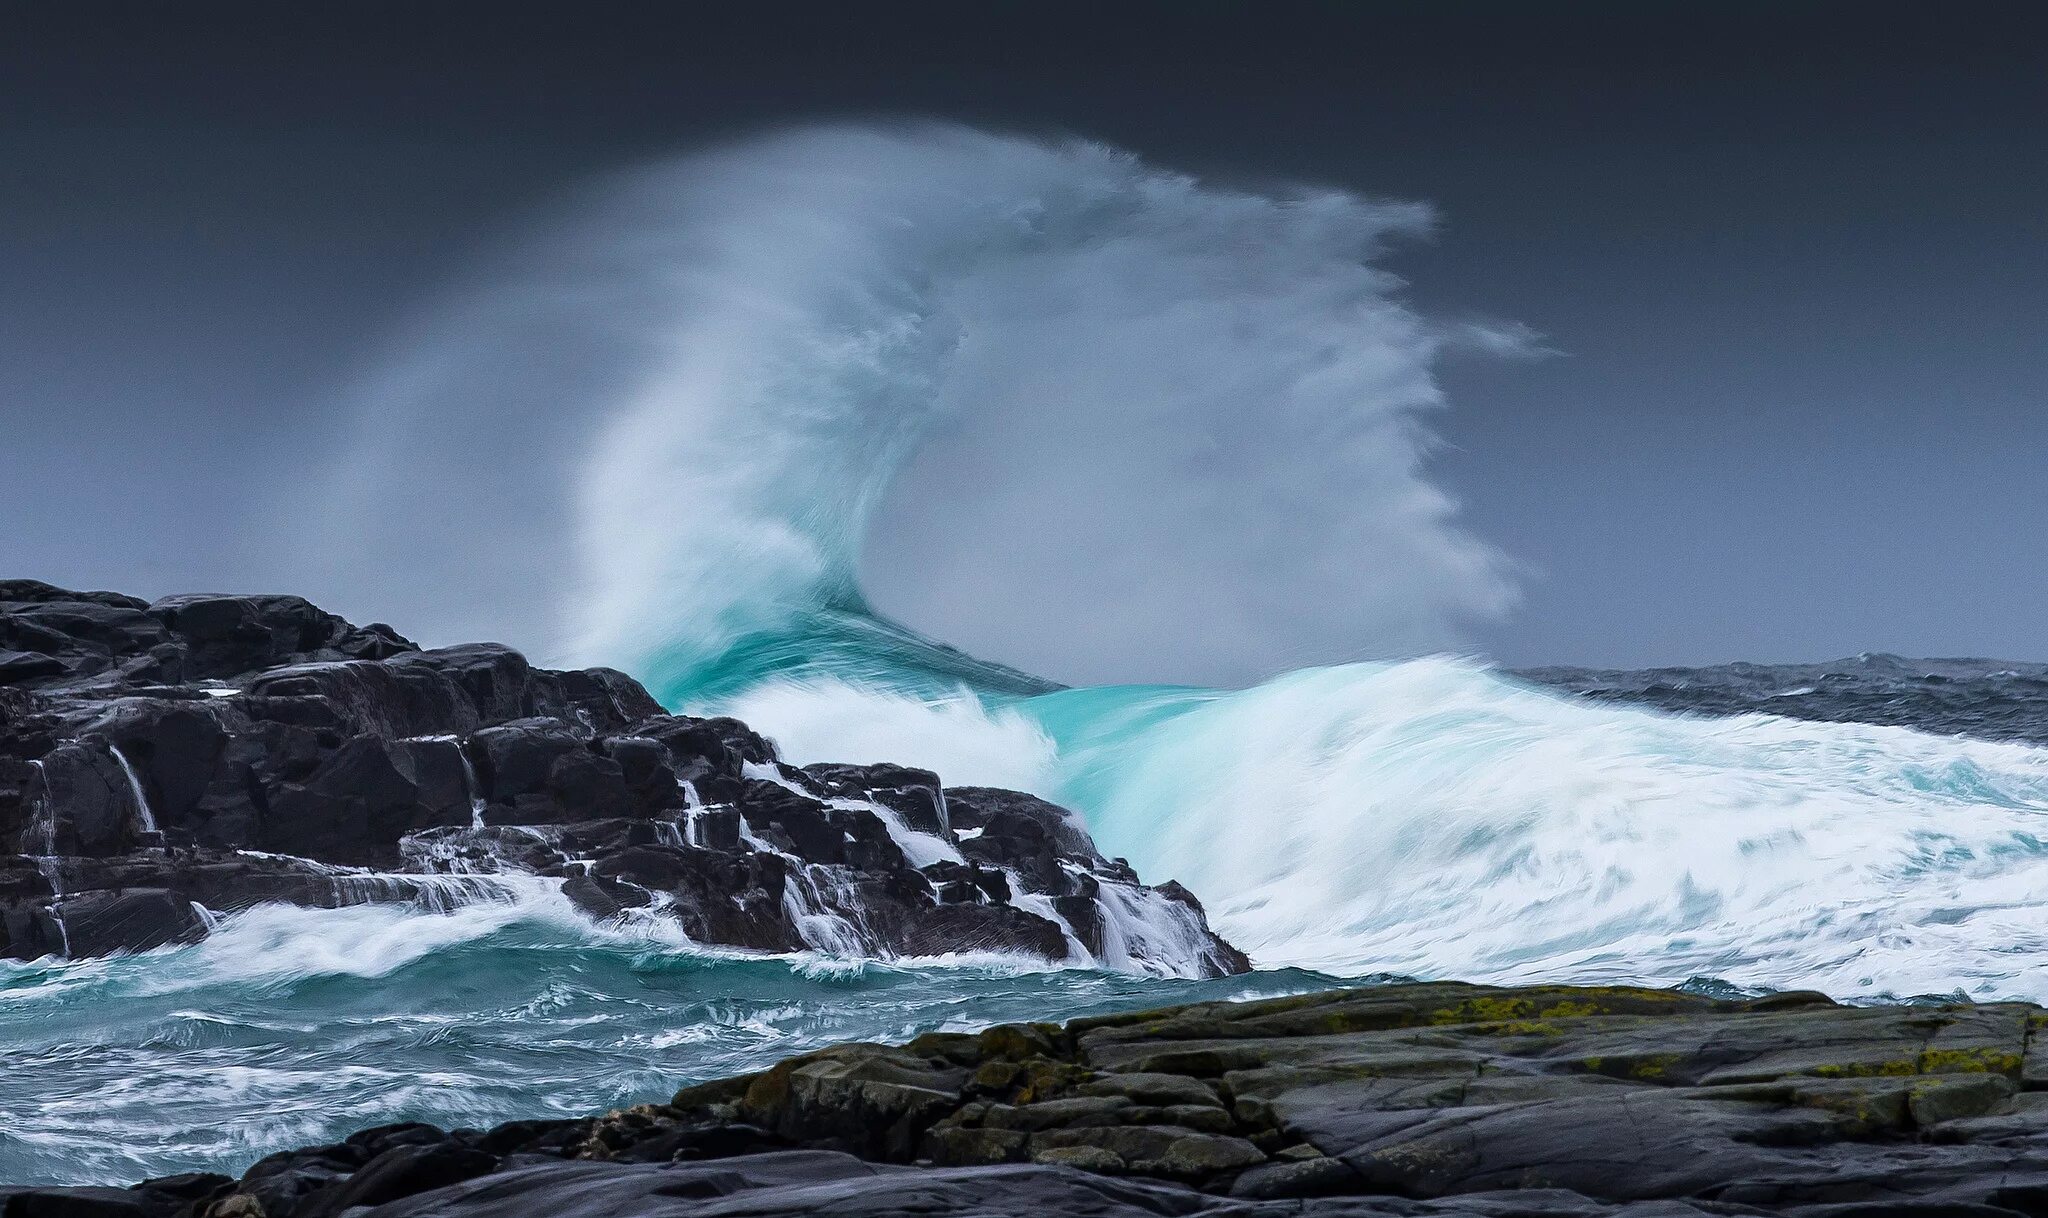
[
  {"left": 0, "top": 650, "right": 68, "bottom": 684},
  {"left": 599, "top": 735, "right": 685, "bottom": 816},
  {"left": 0, "top": 584, "right": 1246, "bottom": 976},
  {"left": 1230, "top": 1154, "right": 1359, "bottom": 1198},
  {"left": 922, "top": 859, "right": 1010, "bottom": 904},
  {"left": 802, "top": 762, "right": 949, "bottom": 835},
  {"left": 738, "top": 1045, "right": 970, "bottom": 1160},
  {"left": 892, "top": 903, "right": 1073, "bottom": 960},
  {"left": 925, "top": 1125, "right": 1030, "bottom": 1166},
  {"left": 0, "top": 1185, "right": 164, "bottom": 1216},
  {"left": 150, "top": 592, "right": 413, "bottom": 681},
  {"left": 1033, "top": 1145, "right": 1128, "bottom": 1172},
  {"left": 345, "top": 1154, "right": 1242, "bottom": 1218},
  {"left": 630, "top": 714, "right": 775, "bottom": 785},
  {"left": 470, "top": 719, "right": 631, "bottom": 824},
  {"left": 688, "top": 806, "right": 742, "bottom": 851},
  {"left": 23, "top": 740, "right": 140, "bottom": 856},
  {"left": 948, "top": 787, "right": 1103, "bottom": 895},
  {"left": 982, "top": 1096, "right": 1134, "bottom": 1131},
  {"left": 88, "top": 698, "right": 233, "bottom": 830}
]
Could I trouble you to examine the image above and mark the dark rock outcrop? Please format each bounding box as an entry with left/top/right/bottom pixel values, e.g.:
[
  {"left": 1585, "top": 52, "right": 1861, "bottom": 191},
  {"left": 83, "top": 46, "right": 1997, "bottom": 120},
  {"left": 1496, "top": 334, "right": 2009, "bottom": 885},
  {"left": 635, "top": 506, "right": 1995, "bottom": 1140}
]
[
  {"left": 0, "top": 582, "right": 1244, "bottom": 977},
  {"left": 11, "top": 979, "right": 2048, "bottom": 1217}
]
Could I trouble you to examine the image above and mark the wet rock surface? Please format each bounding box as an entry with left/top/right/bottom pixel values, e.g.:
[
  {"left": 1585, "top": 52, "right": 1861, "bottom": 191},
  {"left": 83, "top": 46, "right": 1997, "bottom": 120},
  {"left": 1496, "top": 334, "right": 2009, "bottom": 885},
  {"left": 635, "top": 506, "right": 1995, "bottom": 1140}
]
[
  {"left": 9, "top": 979, "right": 2048, "bottom": 1216},
  {"left": 0, "top": 581, "right": 1243, "bottom": 976}
]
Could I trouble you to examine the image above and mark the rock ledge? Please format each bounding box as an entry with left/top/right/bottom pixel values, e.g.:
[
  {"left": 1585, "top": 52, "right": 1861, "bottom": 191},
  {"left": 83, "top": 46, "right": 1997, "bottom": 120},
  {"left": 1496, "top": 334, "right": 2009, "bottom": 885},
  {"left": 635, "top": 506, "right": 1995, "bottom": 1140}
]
[{"left": 10, "top": 979, "right": 2048, "bottom": 1216}]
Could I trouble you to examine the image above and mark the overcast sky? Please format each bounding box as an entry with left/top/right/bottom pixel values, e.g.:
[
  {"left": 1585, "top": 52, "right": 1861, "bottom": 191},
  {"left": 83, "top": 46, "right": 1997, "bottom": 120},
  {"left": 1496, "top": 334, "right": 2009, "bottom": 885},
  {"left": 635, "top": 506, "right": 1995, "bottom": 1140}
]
[{"left": 4, "top": 1, "right": 2046, "bottom": 669}]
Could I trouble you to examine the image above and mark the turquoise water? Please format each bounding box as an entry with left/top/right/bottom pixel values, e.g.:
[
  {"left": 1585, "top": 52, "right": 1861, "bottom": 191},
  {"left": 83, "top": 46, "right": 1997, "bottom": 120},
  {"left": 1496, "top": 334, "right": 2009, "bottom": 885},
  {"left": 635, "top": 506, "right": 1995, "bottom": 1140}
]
[
  {"left": 0, "top": 887, "right": 1338, "bottom": 1185},
  {"left": 706, "top": 644, "right": 2048, "bottom": 1002},
  {"left": 16, "top": 123, "right": 2048, "bottom": 1189}
]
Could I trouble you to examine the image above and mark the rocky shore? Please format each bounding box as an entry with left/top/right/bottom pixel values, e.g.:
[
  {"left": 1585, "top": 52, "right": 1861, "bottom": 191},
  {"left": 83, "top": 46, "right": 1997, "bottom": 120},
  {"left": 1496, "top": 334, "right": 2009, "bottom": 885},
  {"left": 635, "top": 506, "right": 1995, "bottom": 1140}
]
[
  {"left": 12, "top": 582, "right": 2048, "bottom": 1215},
  {"left": 0, "top": 580, "right": 1244, "bottom": 975},
  {"left": 6, "top": 979, "right": 2047, "bottom": 1216}
]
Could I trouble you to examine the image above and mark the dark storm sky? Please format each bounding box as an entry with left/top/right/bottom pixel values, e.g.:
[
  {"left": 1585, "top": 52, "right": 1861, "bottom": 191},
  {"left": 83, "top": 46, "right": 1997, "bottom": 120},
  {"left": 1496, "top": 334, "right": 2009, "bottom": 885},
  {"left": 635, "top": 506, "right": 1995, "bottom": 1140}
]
[{"left": 4, "top": 1, "right": 2045, "bottom": 668}]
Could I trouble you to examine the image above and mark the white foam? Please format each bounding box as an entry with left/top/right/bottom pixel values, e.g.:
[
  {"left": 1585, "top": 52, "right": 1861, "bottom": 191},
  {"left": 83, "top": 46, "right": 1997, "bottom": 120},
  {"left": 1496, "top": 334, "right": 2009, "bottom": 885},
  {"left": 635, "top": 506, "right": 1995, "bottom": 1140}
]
[
  {"left": 706, "top": 655, "right": 2048, "bottom": 1000},
  {"left": 726, "top": 680, "right": 1056, "bottom": 792},
  {"left": 1054, "top": 657, "right": 2048, "bottom": 1000},
  {"left": 184, "top": 877, "right": 688, "bottom": 982}
]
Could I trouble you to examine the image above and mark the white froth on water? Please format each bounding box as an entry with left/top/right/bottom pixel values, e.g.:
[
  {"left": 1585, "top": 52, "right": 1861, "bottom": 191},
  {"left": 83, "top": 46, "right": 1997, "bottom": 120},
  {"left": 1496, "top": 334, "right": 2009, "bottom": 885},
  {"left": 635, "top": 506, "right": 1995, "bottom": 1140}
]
[
  {"left": 1061, "top": 659, "right": 2048, "bottom": 999},
  {"left": 726, "top": 678, "right": 1057, "bottom": 791},
  {"left": 714, "top": 657, "right": 2048, "bottom": 1002}
]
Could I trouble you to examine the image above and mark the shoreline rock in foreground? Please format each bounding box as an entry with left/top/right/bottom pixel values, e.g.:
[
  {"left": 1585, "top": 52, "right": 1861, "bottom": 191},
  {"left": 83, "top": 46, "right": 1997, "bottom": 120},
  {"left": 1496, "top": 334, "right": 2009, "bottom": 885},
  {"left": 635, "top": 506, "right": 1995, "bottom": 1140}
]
[
  {"left": 6, "top": 979, "right": 2047, "bottom": 1216},
  {"left": 0, "top": 580, "right": 1245, "bottom": 976}
]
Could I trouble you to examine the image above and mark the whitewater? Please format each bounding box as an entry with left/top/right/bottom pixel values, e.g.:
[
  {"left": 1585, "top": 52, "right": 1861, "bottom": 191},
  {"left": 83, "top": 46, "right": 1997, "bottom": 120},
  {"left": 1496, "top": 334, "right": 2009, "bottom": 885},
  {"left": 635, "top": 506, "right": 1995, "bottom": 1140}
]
[{"left": 8, "top": 124, "right": 2048, "bottom": 1184}]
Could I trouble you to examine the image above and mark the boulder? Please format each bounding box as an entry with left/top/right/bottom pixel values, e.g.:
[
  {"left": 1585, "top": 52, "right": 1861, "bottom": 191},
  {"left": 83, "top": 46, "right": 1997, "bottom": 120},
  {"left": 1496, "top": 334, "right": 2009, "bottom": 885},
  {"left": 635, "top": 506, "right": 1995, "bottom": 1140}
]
[
  {"left": 51, "top": 888, "right": 209, "bottom": 956},
  {"left": 630, "top": 714, "right": 776, "bottom": 782},
  {"left": 262, "top": 736, "right": 469, "bottom": 865},
  {"left": 802, "top": 763, "right": 950, "bottom": 836},
  {"left": 27, "top": 741, "right": 141, "bottom": 856}
]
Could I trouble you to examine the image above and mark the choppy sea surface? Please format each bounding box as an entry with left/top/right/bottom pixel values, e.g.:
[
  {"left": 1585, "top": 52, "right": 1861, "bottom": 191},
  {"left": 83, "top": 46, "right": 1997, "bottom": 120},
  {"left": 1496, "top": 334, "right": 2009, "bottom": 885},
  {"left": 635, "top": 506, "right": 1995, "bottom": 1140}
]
[
  {"left": 8, "top": 656, "right": 2048, "bottom": 1186},
  {"left": 0, "top": 889, "right": 1340, "bottom": 1186},
  {"left": 1522, "top": 654, "right": 2048, "bottom": 747}
]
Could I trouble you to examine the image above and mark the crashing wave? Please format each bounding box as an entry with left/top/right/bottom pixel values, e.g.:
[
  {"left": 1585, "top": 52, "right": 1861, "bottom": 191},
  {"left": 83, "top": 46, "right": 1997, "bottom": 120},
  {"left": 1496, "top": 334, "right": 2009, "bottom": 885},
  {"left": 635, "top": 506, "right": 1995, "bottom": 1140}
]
[{"left": 289, "top": 124, "right": 2048, "bottom": 1004}]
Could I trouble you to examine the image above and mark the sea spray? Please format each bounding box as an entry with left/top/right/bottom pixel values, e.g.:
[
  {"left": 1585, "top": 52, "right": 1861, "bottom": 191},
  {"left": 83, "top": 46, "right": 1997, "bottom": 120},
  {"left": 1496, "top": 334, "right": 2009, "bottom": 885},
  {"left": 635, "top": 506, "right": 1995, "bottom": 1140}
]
[
  {"left": 740, "top": 657, "right": 2048, "bottom": 1000},
  {"left": 303, "top": 124, "right": 1521, "bottom": 687},
  {"left": 282, "top": 122, "right": 2048, "bottom": 1002}
]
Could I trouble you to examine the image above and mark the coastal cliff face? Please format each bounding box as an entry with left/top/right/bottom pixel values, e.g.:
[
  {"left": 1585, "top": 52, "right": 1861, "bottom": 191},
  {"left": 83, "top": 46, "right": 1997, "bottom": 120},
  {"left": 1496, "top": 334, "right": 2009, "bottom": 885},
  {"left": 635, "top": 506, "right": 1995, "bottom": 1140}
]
[
  {"left": 0, "top": 580, "right": 1245, "bottom": 977},
  {"left": 7, "top": 980, "right": 2047, "bottom": 1217}
]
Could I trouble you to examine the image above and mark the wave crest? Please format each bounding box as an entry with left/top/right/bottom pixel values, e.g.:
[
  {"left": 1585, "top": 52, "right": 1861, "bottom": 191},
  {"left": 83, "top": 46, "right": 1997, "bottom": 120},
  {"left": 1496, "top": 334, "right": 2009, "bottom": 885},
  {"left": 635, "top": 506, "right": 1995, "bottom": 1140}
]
[
  {"left": 305, "top": 123, "right": 1521, "bottom": 687},
  {"left": 295, "top": 122, "right": 2048, "bottom": 1004}
]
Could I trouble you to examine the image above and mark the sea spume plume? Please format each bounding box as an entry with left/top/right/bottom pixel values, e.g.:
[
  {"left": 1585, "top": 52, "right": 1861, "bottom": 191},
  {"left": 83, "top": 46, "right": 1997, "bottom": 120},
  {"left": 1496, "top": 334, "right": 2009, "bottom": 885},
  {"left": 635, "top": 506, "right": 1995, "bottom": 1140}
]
[
  {"left": 287, "top": 123, "right": 2048, "bottom": 1004},
  {"left": 300, "top": 122, "right": 1522, "bottom": 688}
]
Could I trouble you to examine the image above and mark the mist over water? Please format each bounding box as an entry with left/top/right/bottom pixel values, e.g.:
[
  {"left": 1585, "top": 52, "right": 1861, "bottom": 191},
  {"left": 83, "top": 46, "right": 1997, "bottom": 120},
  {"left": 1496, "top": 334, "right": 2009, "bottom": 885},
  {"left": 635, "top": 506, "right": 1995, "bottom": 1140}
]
[{"left": 301, "top": 123, "right": 1521, "bottom": 685}]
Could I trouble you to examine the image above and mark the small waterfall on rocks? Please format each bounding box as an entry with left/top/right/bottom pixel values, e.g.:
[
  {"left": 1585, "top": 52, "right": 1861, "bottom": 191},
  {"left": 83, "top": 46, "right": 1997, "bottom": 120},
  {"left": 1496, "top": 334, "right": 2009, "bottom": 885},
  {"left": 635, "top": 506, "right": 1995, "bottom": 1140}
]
[
  {"left": 20, "top": 759, "right": 71, "bottom": 957},
  {"left": 779, "top": 863, "right": 869, "bottom": 958},
  {"left": 1093, "top": 881, "right": 1222, "bottom": 981},
  {"left": 403, "top": 734, "right": 491, "bottom": 830},
  {"left": 1003, "top": 873, "right": 1092, "bottom": 964},
  {"left": 109, "top": 745, "right": 159, "bottom": 838},
  {"left": 21, "top": 759, "right": 58, "bottom": 858},
  {"left": 397, "top": 829, "right": 501, "bottom": 876},
  {"left": 457, "top": 746, "right": 487, "bottom": 830},
  {"left": 743, "top": 761, "right": 964, "bottom": 871},
  {"left": 679, "top": 779, "right": 705, "bottom": 847}
]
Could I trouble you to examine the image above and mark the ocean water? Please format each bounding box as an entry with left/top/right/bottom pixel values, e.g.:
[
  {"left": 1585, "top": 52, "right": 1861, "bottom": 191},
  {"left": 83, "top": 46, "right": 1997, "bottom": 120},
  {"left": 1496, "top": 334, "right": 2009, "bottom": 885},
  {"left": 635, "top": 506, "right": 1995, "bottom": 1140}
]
[
  {"left": 718, "top": 654, "right": 2048, "bottom": 999},
  {"left": 11, "top": 656, "right": 2047, "bottom": 1187},
  {"left": 13, "top": 126, "right": 2048, "bottom": 1185},
  {"left": 0, "top": 885, "right": 1339, "bottom": 1185}
]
